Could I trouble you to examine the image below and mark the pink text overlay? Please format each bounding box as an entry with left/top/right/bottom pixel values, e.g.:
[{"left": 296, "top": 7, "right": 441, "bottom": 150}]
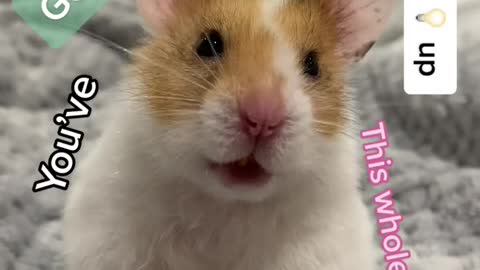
[{"left": 361, "top": 121, "right": 411, "bottom": 270}]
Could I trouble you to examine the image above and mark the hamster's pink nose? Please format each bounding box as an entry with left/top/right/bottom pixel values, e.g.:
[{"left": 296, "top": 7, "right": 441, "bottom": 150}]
[{"left": 239, "top": 90, "right": 286, "bottom": 139}]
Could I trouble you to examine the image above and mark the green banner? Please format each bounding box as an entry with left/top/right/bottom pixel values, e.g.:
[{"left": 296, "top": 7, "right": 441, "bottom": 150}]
[{"left": 13, "top": 0, "right": 108, "bottom": 48}]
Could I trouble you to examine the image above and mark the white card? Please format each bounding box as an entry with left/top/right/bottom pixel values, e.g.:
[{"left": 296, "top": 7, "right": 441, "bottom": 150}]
[{"left": 404, "top": 0, "right": 457, "bottom": 95}]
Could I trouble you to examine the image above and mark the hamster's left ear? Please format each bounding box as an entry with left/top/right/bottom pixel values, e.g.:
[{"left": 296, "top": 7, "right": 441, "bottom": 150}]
[
  {"left": 331, "top": 0, "right": 395, "bottom": 63},
  {"left": 137, "top": 0, "right": 176, "bottom": 33}
]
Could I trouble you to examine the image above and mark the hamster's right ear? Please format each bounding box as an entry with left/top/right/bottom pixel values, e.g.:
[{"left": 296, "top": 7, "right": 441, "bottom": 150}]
[
  {"left": 330, "top": 0, "right": 395, "bottom": 63},
  {"left": 137, "top": 0, "right": 176, "bottom": 33}
]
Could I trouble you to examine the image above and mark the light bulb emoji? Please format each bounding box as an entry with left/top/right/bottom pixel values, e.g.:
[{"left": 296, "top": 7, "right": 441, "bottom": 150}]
[{"left": 416, "top": 9, "right": 447, "bottom": 28}]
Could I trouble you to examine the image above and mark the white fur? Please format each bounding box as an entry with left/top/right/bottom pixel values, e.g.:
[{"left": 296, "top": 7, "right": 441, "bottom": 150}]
[
  {"left": 63, "top": 99, "right": 377, "bottom": 270},
  {"left": 63, "top": 1, "right": 378, "bottom": 269},
  {"left": 262, "top": 0, "right": 288, "bottom": 19}
]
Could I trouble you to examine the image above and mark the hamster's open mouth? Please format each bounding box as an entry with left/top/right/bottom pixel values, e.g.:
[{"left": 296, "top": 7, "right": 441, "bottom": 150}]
[{"left": 209, "top": 154, "right": 271, "bottom": 187}]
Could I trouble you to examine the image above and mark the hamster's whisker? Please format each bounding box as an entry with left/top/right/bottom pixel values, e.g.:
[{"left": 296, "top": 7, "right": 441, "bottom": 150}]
[
  {"left": 312, "top": 119, "right": 354, "bottom": 133},
  {"left": 125, "top": 89, "right": 203, "bottom": 106},
  {"left": 77, "top": 28, "right": 217, "bottom": 93},
  {"left": 148, "top": 108, "right": 199, "bottom": 113},
  {"left": 143, "top": 95, "right": 201, "bottom": 104},
  {"left": 311, "top": 119, "right": 343, "bottom": 127},
  {"left": 147, "top": 112, "right": 198, "bottom": 120},
  {"left": 304, "top": 83, "right": 323, "bottom": 94},
  {"left": 126, "top": 90, "right": 200, "bottom": 100},
  {"left": 311, "top": 118, "right": 352, "bottom": 128},
  {"left": 79, "top": 27, "right": 257, "bottom": 100},
  {"left": 148, "top": 112, "right": 199, "bottom": 119},
  {"left": 131, "top": 59, "right": 215, "bottom": 94},
  {"left": 77, "top": 28, "right": 134, "bottom": 57},
  {"left": 159, "top": 38, "right": 219, "bottom": 89},
  {"left": 158, "top": 37, "right": 221, "bottom": 87},
  {"left": 313, "top": 126, "right": 356, "bottom": 140},
  {"left": 191, "top": 50, "right": 222, "bottom": 84}
]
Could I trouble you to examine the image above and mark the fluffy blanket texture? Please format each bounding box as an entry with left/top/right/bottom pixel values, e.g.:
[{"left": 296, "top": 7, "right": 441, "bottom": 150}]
[{"left": 1, "top": 0, "right": 479, "bottom": 269}]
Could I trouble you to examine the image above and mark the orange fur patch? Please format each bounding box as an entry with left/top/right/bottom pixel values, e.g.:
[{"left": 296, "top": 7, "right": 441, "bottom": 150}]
[{"left": 132, "top": 0, "right": 349, "bottom": 136}]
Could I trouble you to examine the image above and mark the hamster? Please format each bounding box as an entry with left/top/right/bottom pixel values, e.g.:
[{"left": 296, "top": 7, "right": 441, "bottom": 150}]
[{"left": 63, "top": 0, "right": 393, "bottom": 269}]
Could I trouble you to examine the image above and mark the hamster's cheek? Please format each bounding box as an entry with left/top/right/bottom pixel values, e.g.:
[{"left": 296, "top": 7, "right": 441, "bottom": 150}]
[
  {"left": 154, "top": 122, "right": 203, "bottom": 161},
  {"left": 196, "top": 94, "right": 253, "bottom": 163}
]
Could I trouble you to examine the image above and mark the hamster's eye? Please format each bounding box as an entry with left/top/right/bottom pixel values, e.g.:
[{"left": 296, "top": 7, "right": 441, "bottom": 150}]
[
  {"left": 303, "top": 51, "right": 320, "bottom": 78},
  {"left": 196, "top": 30, "right": 224, "bottom": 58}
]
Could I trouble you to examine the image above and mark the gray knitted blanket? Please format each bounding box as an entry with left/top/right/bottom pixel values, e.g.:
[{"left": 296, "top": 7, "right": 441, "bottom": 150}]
[{"left": 1, "top": 0, "right": 479, "bottom": 269}]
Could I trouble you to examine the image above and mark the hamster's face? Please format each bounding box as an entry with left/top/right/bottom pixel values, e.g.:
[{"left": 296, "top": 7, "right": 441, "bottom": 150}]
[{"left": 133, "top": 0, "right": 392, "bottom": 202}]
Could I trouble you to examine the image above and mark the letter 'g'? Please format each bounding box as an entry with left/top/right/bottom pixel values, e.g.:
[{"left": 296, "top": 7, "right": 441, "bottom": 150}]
[{"left": 41, "top": 0, "right": 74, "bottom": 20}]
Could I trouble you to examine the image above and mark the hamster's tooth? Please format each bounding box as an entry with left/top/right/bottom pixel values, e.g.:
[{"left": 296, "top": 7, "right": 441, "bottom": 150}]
[{"left": 238, "top": 158, "right": 248, "bottom": 167}]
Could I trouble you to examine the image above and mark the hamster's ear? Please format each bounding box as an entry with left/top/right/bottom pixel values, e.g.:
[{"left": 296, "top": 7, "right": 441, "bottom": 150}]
[
  {"left": 137, "top": 0, "right": 176, "bottom": 33},
  {"left": 331, "top": 0, "right": 394, "bottom": 63}
]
